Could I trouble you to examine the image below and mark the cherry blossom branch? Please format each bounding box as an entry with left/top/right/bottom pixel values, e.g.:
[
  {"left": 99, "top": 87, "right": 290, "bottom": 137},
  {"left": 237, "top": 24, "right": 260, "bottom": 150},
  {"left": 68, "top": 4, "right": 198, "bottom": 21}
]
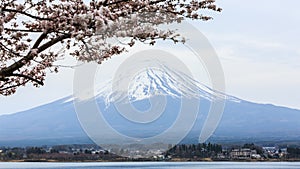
[
  {"left": 32, "top": 33, "right": 48, "bottom": 48},
  {"left": 2, "top": 8, "right": 53, "bottom": 21},
  {"left": 10, "top": 73, "right": 44, "bottom": 85},
  {"left": 0, "top": 77, "right": 9, "bottom": 82},
  {"left": 104, "top": 0, "right": 130, "bottom": 6},
  {"left": 0, "top": 42, "right": 22, "bottom": 57},
  {"left": 0, "top": 0, "right": 222, "bottom": 95},
  {"left": 0, "top": 33, "right": 70, "bottom": 77},
  {"left": 0, "top": 33, "right": 48, "bottom": 77},
  {"left": 38, "top": 34, "right": 71, "bottom": 53},
  {"left": 4, "top": 28, "right": 43, "bottom": 33},
  {"left": 0, "top": 80, "right": 29, "bottom": 92},
  {"left": 52, "top": 63, "right": 84, "bottom": 69}
]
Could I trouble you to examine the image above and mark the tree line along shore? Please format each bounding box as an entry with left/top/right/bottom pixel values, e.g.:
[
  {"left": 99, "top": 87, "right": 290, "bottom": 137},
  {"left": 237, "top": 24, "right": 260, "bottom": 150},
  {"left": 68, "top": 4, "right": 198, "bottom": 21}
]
[{"left": 1, "top": 143, "right": 300, "bottom": 162}]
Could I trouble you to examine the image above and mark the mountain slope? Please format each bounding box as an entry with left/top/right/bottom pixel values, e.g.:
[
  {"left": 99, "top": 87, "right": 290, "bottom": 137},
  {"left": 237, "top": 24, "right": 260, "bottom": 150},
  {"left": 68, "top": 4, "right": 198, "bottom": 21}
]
[
  {"left": 0, "top": 67, "right": 300, "bottom": 146},
  {"left": 0, "top": 97, "right": 93, "bottom": 146}
]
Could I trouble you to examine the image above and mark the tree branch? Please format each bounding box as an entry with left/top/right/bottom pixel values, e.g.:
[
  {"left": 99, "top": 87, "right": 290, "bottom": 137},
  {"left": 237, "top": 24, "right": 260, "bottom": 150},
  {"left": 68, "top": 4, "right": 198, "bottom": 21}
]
[
  {"left": 0, "top": 80, "right": 29, "bottom": 92},
  {"left": 32, "top": 33, "right": 48, "bottom": 48},
  {"left": 4, "top": 28, "right": 43, "bottom": 33},
  {"left": 104, "top": 0, "right": 129, "bottom": 6},
  {"left": 0, "top": 33, "right": 70, "bottom": 77},
  {"left": 0, "top": 33, "right": 47, "bottom": 77},
  {"left": 2, "top": 8, "right": 53, "bottom": 21},
  {"left": 0, "top": 42, "right": 22, "bottom": 57},
  {"left": 38, "top": 34, "right": 71, "bottom": 53},
  {"left": 0, "top": 77, "right": 9, "bottom": 82},
  {"left": 10, "top": 73, "right": 44, "bottom": 85}
]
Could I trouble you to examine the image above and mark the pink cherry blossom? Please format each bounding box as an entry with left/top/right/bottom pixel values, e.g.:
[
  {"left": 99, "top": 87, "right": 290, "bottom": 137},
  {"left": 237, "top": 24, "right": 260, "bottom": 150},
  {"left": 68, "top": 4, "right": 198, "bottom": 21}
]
[{"left": 0, "top": 0, "right": 221, "bottom": 95}]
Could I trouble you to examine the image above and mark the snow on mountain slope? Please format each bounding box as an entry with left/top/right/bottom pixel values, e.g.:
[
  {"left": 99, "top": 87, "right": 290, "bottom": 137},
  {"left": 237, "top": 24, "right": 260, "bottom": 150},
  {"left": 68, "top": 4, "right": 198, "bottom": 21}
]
[{"left": 93, "top": 64, "right": 239, "bottom": 106}]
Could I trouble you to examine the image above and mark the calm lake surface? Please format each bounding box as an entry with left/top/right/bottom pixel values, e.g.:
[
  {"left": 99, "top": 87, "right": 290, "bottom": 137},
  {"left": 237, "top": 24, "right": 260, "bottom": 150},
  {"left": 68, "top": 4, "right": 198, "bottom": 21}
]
[{"left": 0, "top": 162, "right": 300, "bottom": 169}]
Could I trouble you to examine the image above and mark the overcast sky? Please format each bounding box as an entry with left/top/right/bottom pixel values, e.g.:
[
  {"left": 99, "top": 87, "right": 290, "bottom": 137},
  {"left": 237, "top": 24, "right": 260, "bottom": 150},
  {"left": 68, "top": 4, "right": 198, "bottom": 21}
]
[{"left": 0, "top": 0, "right": 299, "bottom": 115}]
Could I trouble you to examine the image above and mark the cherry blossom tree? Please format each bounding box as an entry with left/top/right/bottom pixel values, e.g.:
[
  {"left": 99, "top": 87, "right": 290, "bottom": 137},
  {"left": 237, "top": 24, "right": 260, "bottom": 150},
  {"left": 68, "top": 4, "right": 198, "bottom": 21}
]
[{"left": 0, "top": 0, "right": 221, "bottom": 95}]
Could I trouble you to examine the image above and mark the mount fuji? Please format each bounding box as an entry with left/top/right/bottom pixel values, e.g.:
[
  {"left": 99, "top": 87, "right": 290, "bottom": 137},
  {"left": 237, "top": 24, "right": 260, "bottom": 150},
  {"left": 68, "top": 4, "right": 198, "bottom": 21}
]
[{"left": 1, "top": 66, "right": 300, "bottom": 146}]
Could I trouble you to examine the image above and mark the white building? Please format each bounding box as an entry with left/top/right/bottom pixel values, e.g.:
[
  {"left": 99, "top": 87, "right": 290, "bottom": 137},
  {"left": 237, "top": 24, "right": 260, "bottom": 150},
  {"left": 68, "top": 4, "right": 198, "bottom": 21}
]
[{"left": 230, "top": 148, "right": 251, "bottom": 159}]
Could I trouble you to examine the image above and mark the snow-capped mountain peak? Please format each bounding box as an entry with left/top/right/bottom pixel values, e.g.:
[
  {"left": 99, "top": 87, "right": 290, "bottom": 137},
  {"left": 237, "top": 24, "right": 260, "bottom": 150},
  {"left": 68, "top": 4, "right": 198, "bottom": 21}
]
[{"left": 94, "top": 64, "right": 237, "bottom": 105}]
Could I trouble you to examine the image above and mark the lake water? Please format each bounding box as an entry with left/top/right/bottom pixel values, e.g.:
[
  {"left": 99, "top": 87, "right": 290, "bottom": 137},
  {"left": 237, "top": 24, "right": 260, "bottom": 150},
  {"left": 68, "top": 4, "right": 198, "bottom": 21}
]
[{"left": 0, "top": 162, "right": 300, "bottom": 169}]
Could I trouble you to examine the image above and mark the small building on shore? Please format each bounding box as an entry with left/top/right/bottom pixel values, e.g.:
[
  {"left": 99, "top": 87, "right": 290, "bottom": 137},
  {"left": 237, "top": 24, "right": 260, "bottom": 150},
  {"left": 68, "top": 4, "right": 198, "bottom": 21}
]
[{"left": 230, "top": 148, "right": 251, "bottom": 159}]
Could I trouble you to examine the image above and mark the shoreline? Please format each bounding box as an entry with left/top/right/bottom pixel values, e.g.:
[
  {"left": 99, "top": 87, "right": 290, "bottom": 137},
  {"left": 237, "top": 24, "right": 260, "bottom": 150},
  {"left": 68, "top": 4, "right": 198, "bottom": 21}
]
[{"left": 1, "top": 158, "right": 300, "bottom": 163}]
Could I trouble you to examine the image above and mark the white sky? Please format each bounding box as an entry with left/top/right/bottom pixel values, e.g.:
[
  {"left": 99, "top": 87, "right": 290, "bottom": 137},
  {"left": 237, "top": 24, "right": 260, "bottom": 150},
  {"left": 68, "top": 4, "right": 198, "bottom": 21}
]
[{"left": 0, "top": 0, "right": 299, "bottom": 115}]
